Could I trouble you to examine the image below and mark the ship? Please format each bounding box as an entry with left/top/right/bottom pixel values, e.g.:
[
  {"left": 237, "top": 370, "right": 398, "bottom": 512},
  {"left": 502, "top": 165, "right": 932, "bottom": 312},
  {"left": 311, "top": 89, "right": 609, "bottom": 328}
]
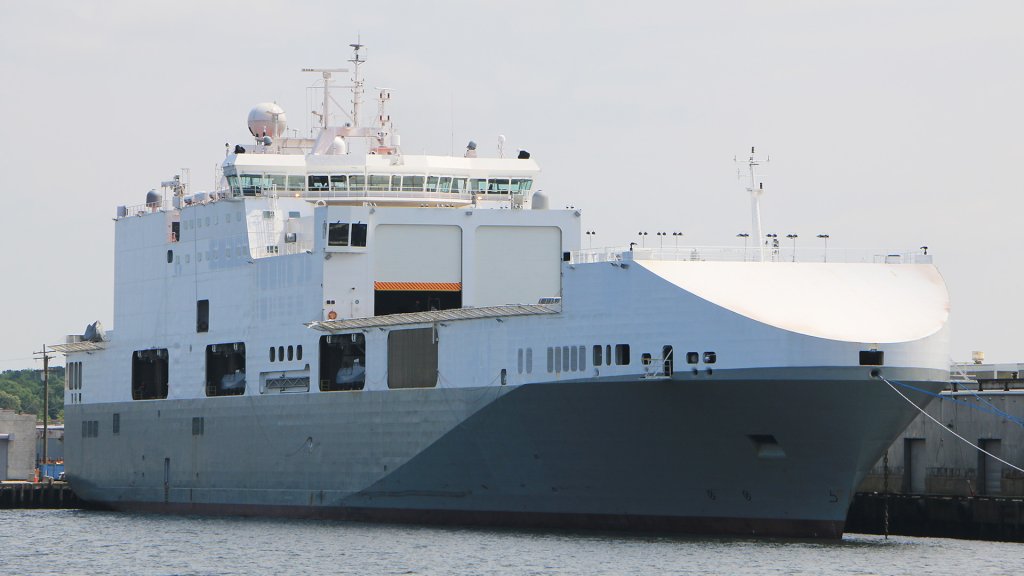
[{"left": 54, "top": 45, "right": 951, "bottom": 538}]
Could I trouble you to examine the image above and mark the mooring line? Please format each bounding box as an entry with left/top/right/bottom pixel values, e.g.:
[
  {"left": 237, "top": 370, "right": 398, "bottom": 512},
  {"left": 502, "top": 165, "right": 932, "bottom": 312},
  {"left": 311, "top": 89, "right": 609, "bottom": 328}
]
[
  {"left": 948, "top": 359, "right": 1024, "bottom": 428},
  {"left": 888, "top": 379, "right": 1024, "bottom": 428},
  {"left": 880, "top": 376, "right": 1024, "bottom": 475}
]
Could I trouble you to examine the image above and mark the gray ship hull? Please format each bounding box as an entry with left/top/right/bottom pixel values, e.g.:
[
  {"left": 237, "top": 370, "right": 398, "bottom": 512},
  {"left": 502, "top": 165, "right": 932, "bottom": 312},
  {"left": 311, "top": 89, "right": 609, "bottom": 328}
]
[{"left": 65, "top": 368, "right": 944, "bottom": 538}]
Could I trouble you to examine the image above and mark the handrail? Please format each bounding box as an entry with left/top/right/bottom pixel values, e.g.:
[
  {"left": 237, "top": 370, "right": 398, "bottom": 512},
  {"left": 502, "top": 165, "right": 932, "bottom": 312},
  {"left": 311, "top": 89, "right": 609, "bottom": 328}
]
[{"left": 573, "top": 246, "right": 934, "bottom": 265}]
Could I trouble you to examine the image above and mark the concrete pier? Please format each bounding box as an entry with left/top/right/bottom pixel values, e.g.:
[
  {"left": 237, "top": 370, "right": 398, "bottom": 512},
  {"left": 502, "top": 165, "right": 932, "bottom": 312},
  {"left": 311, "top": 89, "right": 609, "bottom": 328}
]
[
  {"left": 847, "top": 492, "right": 1024, "bottom": 542},
  {"left": 0, "top": 482, "right": 84, "bottom": 509}
]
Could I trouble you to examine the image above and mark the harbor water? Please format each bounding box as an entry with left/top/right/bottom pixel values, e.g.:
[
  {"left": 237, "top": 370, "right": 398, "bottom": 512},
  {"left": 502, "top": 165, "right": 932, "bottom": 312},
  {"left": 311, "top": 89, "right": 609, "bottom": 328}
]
[{"left": 3, "top": 509, "right": 1022, "bottom": 575}]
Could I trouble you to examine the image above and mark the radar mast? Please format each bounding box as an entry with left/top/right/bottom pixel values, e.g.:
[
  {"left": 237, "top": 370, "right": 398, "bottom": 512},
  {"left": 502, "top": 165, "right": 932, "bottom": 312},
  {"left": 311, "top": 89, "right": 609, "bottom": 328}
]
[
  {"left": 738, "top": 147, "right": 770, "bottom": 262},
  {"left": 349, "top": 41, "right": 365, "bottom": 129},
  {"left": 301, "top": 66, "right": 348, "bottom": 130}
]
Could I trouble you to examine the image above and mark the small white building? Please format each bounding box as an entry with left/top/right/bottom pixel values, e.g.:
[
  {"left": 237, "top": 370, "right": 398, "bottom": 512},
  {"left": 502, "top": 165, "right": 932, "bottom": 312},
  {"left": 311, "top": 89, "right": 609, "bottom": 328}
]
[{"left": 0, "top": 410, "right": 36, "bottom": 481}]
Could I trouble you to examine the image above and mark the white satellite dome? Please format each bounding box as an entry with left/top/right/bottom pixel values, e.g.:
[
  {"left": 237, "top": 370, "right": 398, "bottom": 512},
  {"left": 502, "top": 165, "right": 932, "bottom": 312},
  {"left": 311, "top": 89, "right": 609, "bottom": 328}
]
[{"left": 247, "top": 102, "right": 287, "bottom": 138}]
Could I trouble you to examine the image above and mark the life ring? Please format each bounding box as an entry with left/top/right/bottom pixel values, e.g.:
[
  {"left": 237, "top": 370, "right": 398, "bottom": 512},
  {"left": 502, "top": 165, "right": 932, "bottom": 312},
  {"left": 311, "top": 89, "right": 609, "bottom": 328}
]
[{"left": 327, "top": 310, "right": 338, "bottom": 320}]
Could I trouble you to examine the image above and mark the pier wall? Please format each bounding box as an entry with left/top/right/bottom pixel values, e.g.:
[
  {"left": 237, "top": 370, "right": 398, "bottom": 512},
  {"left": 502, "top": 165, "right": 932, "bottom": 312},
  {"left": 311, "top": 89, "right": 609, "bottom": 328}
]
[
  {"left": 0, "top": 482, "right": 84, "bottom": 509},
  {"left": 1, "top": 410, "right": 36, "bottom": 481}
]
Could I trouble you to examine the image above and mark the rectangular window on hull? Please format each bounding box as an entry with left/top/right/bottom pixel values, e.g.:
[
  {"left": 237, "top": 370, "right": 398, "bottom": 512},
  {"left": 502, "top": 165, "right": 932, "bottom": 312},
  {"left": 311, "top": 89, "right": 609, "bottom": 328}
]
[
  {"left": 131, "top": 349, "right": 169, "bottom": 400},
  {"left": 320, "top": 333, "right": 366, "bottom": 391},
  {"left": 112, "top": 413, "right": 120, "bottom": 435},
  {"left": 859, "top": 350, "right": 884, "bottom": 366},
  {"left": 206, "top": 343, "right": 246, "bottom": 396},
  {"left": 328, "top": 223, "right": 350, "bottom": 247},
  {"left": 615, "top": 344, "right": 630, "bottom": 366},
  {"left": 67, "top": 361, "right": 82, "bottom": 390},
  {"left": 197, "top": 300, "right": 209, "bottom": 333},
  {"left": 327, "top": 222, "right": 368, "bottom": 248},
  {"left": 351, "top": 223, "right": 367, "bottom": 247}
]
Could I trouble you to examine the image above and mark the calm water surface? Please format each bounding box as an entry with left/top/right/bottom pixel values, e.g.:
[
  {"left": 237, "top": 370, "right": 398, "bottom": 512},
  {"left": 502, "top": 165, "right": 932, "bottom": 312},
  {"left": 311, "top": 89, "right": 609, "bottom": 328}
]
[{"left": 2, "top": 509, "right": 1022, "bottom": 575}]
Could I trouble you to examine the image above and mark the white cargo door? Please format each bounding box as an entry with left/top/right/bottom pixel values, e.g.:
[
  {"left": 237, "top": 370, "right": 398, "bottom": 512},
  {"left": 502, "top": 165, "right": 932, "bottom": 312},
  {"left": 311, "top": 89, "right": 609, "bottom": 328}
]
[
  {"left": 374, "top": 224, "right": 462, "bottom": 288},
  {"left": 474, "top": 226, "right": 560, "bottom": 307}
]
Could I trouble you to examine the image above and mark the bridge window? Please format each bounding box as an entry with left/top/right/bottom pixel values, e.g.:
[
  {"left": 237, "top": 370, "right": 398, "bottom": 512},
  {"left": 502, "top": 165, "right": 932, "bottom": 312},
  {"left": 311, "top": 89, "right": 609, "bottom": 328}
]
[
  {"left": 308, "top": 175, "right": 329, "bottom": 190},
  {"left": 438, "top": 176, "right": 451, "bottom": 192},
  {"left": 330, "top": 174, "right": 348, "bottom": 191},
  {"left": 287, "top": 175, "right": 305, "bottom": 191},
  {"left": 239, "top": 174, "right": 270, "bottom": 196},
  {"left": 426, "top": 176, "right": 439, "bottom": 192},
  {"left": 367, "top": 175, "right": 389, "bottom": 192},
  {"left": 511, "top": 179, "right": 533, "bottom": 192},
  {"left": 470, "top": 178, "right": 487, "bottom": 193},
  {"left": 268, "top": 174, "right": 286, "bottom": 191},
  {"left": 487, "top": 178, "right": 511, "bottom": 194},
  {"left": 451, "top": 178, "right": 467, "bottom": 193},
  {"left": 349, "top": 175, "right": 366, "bottom": 191},
  {"left": 401, "top": 175, "right": 424, "bottom": 192}
]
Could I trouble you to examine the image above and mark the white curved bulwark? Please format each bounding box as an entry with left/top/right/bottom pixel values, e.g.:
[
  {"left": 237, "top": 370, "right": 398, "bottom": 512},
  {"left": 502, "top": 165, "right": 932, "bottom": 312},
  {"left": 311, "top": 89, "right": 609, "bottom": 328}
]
[
  {"left": 58, "top": 50, "right": 951, "bottom": 539},
  {"left": 640, "top": 260, "right": 949, "bottom": 344}
]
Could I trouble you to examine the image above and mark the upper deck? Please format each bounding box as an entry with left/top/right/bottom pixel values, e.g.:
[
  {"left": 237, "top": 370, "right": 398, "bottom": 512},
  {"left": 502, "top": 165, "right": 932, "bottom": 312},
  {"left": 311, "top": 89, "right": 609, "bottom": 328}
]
[{"left": 221, "top": 152, "right": 541, "bottom": 208}]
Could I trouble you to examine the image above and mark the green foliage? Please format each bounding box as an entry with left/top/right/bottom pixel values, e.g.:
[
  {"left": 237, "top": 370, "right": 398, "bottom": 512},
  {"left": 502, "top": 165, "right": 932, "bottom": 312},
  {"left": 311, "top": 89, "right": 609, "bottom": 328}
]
[
  {"left": 0, "top": 389, "right": 20, "bottom": 411},
  {"left": 0, "top": 366, "right": 64, "bottom": 421}
]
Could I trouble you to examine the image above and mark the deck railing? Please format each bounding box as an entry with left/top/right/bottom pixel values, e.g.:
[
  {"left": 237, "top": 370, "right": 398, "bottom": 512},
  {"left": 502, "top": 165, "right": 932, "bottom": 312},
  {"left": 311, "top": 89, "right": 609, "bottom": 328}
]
[{"left": 573, "top": 246, "right": 934, "bottom": 265}]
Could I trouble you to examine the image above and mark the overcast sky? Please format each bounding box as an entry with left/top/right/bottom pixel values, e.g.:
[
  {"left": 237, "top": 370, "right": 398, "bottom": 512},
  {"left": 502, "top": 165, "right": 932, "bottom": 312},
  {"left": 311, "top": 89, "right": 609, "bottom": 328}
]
[{"left": 1, "top": 1, "right": 1021, "bottom": 370}]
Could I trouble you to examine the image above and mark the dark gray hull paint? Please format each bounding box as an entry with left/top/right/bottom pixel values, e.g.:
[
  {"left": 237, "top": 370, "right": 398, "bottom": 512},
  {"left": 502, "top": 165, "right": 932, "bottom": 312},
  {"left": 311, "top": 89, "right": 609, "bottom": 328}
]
[{"left": 65, "top": 369, "right": 944, "bottom": 538}]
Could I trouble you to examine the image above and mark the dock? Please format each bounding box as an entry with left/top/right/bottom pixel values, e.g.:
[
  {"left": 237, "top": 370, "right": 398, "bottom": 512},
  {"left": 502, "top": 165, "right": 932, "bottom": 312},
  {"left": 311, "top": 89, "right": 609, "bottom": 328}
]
[
  {"left": 0, "top": 482, "right": 85, "bottom": 509},
  {"left": 847, "top": 492, "right": 1024, "bottom": 542}
]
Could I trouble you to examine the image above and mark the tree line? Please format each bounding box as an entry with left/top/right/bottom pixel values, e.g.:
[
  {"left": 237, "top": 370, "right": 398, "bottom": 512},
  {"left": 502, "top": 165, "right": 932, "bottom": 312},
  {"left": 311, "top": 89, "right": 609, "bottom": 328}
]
[{"left": 0, "top": 367, "right": 64, "bottom": 421}]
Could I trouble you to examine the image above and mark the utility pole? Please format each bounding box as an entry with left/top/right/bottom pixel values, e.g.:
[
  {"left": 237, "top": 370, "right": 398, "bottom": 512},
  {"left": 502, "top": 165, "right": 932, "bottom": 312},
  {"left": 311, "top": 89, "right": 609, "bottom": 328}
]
[{"left": 33, "top": 345, "right": 53, "bottom": 478}]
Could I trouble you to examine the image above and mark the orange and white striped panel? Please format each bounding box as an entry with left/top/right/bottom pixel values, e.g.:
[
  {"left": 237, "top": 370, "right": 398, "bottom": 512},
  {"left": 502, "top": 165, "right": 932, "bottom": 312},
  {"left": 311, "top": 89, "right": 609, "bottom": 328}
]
[{"left": 374, "top": 281, "right": 462, "bottom": 292}]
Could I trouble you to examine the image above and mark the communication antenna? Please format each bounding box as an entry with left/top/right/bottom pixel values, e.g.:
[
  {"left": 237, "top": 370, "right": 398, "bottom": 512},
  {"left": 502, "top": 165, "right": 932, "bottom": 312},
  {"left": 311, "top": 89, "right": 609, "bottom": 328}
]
[
  {"left": 735, "top": 147, "right": 770, "bottom": 262},
  {"left": 301, "top": 66, "right": 349, "bottom": 129},
  {"left": 349, "top": 41, "right": 365, "bottom": 128}
]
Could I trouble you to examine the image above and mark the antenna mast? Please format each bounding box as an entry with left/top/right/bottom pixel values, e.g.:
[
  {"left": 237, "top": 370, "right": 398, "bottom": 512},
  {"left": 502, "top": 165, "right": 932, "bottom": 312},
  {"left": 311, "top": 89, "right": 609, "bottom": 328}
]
[
  {"left": 740, "top": 147, "right": 770, "bottom": 262},
  {"left": 349, "top": 41, "right": 365, "bottom": 128},
  {"left": 301, "top": 66, "right": 349, "bottom": 130}
]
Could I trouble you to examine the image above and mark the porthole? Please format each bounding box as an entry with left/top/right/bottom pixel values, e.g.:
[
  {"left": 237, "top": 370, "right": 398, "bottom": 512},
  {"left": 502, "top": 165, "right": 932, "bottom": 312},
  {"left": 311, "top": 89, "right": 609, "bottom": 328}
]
[{"left": 287, "top": 345, "right": 294, "bottom": 361}]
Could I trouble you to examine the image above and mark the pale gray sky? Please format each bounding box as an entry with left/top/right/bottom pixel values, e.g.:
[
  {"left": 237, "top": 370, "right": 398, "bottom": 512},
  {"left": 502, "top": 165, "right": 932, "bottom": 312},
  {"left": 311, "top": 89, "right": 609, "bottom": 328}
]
[{"left": 1, "top": 1, "right": 1021, "bottom": 370}]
